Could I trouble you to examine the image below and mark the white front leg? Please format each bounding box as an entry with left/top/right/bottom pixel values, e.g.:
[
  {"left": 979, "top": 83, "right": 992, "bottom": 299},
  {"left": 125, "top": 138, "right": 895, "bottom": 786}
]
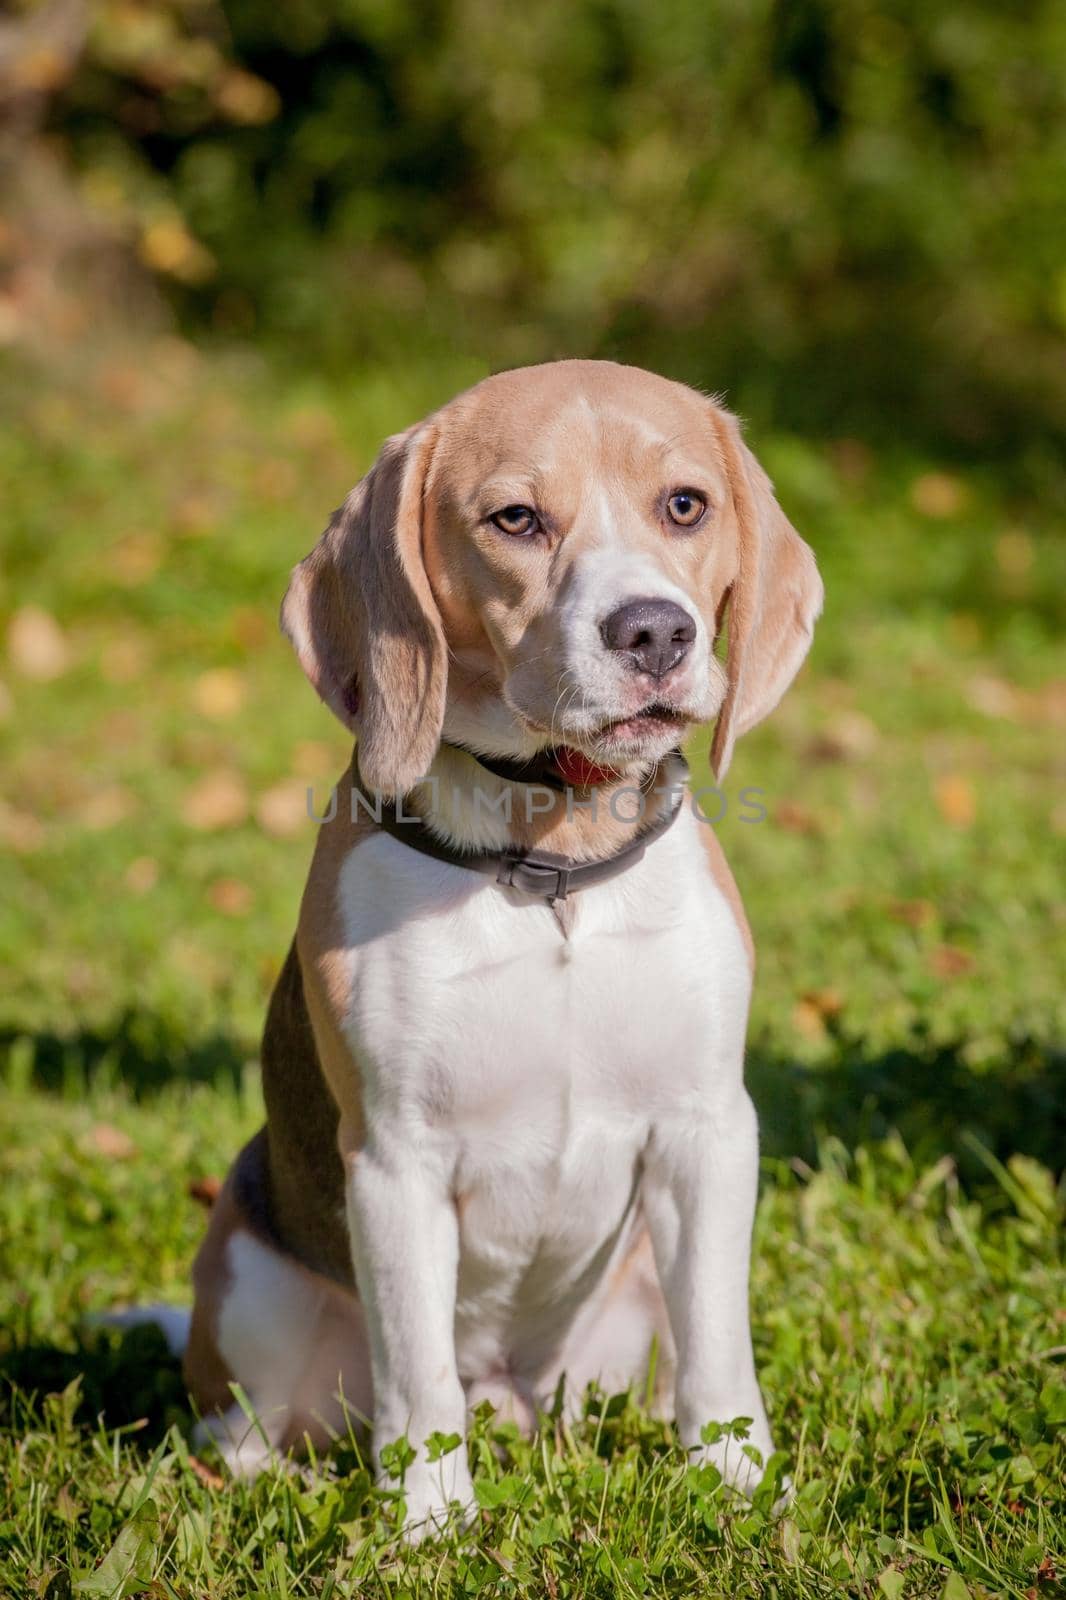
[
  {"left": 345, "top": 1137, "right": 473, "bottom": 1537},
  {"left": 642, "top": 1089, "right": 774, "bottom": 1492}
]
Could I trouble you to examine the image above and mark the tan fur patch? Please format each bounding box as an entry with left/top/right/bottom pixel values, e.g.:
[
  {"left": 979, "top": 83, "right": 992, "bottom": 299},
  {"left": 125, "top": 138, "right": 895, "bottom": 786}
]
[{"left": 694, "top": 806, "right": 755, "bottom": 973}]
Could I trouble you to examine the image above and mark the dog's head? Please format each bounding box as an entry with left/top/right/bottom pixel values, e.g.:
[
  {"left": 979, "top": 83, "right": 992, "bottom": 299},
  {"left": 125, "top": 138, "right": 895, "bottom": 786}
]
[{"left": 282, "top": 360, "right": 823, "bottom": 793}]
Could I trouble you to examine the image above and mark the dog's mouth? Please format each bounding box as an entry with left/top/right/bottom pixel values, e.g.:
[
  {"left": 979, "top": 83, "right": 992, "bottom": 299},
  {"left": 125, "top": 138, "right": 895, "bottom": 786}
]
[
  {"left": 594, "top": 702, "right": 691, "bottom": 743},
  {"left": 512, "top": 699, "right": 694, "bottom": 776}
]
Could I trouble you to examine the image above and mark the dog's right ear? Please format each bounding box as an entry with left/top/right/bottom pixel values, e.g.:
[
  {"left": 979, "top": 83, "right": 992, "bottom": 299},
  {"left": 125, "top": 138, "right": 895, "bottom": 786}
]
[{"left": 281, "top": 424, "right": 447, "bottom": 796}]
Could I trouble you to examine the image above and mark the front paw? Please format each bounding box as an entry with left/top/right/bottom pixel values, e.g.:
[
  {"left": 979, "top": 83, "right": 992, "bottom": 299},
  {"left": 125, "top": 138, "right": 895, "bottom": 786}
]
[
  {"left": 381, "top": 1442, "right": 476, "bottom": 1543},
  {"left": 684, "top": 1410, "right": 780, "bottom": 1501}
]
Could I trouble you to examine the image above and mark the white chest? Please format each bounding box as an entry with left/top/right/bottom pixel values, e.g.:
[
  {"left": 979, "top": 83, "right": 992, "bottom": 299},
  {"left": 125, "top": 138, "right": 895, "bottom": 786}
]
[{"left": 334, "top": 807, "right": 751, "bottom": 1360}]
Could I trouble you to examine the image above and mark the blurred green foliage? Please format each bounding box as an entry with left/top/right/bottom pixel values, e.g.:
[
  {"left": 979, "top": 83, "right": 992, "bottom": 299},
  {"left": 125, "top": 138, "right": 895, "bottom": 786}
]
[{"left": 11, "top": 0, "right": 1066, "bottom": 457}]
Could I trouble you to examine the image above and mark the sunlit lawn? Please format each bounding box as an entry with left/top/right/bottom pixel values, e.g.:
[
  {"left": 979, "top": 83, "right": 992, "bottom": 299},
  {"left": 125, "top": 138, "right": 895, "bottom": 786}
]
[{"left": 1, "top": 342, "right": 1063, "bottom": 1596}]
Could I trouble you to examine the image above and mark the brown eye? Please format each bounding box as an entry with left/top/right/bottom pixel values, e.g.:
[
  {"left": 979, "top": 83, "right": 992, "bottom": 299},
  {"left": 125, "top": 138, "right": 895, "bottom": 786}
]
[
  {"left": 491, "top": 505, "right": 538, "bottom": 537},
  {"left": 666, "top": 490, "right": 707, "bottom": 528}
]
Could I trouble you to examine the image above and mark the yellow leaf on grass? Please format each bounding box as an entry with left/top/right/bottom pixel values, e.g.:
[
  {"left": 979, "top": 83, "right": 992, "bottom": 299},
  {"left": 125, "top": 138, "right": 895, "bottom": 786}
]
[
  {"left": 256, "top": 779, "right": 309, "bottom": 837},
  {"left": 0, "top": 800, "right": 44, "bottom": 853},
  {"left": 934, "top": 774, "right": 977, "bottom": 829},
  {"left": 193, "top": 669, "right": 246, "bottom": 720},
  {"left": 774, "top": 801, "right": 821, "bottom": 835},
  {"left": 7, "top": 606, "right": 70, "bottom": 681},
  {"left": 208, "top": 877, "right": 254, "bottom": 916},
  {"left": 292, "top": 739, "right": 339, "bottom": 777},
  {"left": 87, "top": 1123, "right": 135, "bottom": 1160},
  {"left": 966, "top": 675, "right": 1018, "bottom": 720},
  {"left": 930, "top": 945, "right": 976, "bottom": 979},
  {"left": 99, "top": 632, "right": 149, "bottom": 685},
  {"left": 77, "top": 785, "right": 137, "bottom": 832},
  {"left": 109, "top": 532, "right": 164, "bottom": 587},
  {"left": 182, "top": 771, "right": 249, "bottom": 831},
  {"left": 807, "top": 711, "right": 878, "bottom": 763},
  {"left": 889, "top": 899, "right": 936, "bottom": 929},
  {"left": 125, "top": 856, "right": 159, "bottom": 893}
]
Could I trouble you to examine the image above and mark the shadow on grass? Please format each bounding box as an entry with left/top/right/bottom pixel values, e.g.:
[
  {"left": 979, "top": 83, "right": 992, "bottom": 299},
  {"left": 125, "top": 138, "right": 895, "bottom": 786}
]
[
  {"left": 0, "top": 1012, "right": 249, "bottom": 1099},
  {"left": 748, "top": 1028, "right": 1065, "bottom": 1180},
  {"left": 0, "top": 1323, "right": 188, "bottom": 1445},
  {"left": 3, "top": 1010, "right": 1063, "bottom": 1177}
]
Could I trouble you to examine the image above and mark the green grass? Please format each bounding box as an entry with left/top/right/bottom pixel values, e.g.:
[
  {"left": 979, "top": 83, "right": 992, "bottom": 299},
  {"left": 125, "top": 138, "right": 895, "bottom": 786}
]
[{"left": 1, "top": 341, "right": 1063, "bottom": 1596}]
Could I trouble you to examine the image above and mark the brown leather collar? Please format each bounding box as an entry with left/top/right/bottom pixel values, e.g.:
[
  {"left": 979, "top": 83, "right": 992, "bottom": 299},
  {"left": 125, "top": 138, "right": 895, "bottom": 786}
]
[{"left": 353, "top": 746, "right": 688, "bottom": 903}]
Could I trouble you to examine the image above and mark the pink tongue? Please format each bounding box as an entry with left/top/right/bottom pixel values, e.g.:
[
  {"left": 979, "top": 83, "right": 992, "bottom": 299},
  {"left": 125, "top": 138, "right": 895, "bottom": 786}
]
[{"left": 552, "top": 746, "right": 620, "bottom": 790}]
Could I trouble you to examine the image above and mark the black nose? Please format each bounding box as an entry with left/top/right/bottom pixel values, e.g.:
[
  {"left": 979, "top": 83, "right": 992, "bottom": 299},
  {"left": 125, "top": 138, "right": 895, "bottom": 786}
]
[{"left": 600, "top": 598, "right": 697, "bottom": 680}]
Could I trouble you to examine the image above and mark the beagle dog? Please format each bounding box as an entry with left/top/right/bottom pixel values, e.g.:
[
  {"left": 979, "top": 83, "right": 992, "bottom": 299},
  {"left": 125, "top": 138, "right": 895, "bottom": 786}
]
[{"left": 183, "top": 359, "right": 823, "bottom": 1534}]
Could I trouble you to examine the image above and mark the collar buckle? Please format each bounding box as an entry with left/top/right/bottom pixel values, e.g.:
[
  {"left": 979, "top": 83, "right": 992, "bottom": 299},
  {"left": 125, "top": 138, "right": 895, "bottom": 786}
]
[{"left": 496, "top": 852, "right": 571, "bottom": 901}]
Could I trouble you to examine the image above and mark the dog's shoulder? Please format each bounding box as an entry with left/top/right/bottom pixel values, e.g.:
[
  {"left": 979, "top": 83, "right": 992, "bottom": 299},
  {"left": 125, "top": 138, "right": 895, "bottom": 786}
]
[
  {"left": 259, "top": 764, "right": 382, "bottom": 1285},
  {"left": 684, "top": 794, "right": 754, "bottom": 974}
]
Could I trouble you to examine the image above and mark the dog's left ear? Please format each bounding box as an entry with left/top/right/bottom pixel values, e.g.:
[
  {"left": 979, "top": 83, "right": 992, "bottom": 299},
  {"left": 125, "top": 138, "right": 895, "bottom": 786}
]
[
  {"left": 709, "top": 411, "right": 824, "bottom": 780},
  {"left": 281, "top": 423, "right": 446, "bottom": 795}
]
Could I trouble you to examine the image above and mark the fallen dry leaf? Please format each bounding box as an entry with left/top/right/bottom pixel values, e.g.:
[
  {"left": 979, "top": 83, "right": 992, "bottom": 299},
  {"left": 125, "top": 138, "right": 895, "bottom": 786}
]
[
  {"left": 792, "top": 989, "right": 844, "bottom": 1042},
  {"left": 256, "top": 779, "right": 309, "bottom": 837},
  {"left": 77, "top": 785, "right": 137, "bottom": 832},
  {"left": 168, "top": 936, "right": 227, "bottom": 990},
  {"left": 95, "top": 361, "right": 147, "bottom": 413},
  {"left": 188, "top": 1175, "right": 222, "bottom": 1208},
  {"left": 0, "top": 800, "right": 44, "bottom": 853},
  {"left": 792, "top": 998, "right": 833, "bottom": 1042},
  {"left": 109, "top": 532, "right": 164, "bottom": 587},
  {"left": 807, "top": 710, "right": 878, "bottom": 763},
  {"left": 194, "top": 668, "right": 246, "bottom": 720},
  {"left": 65, "top": 961, "right": 99, "bottom": 1002},
  {"left": 229, "top": 607, "right": 271, "bottom": 651},
  {"left": 88, "top": 1123, "right": 136, "bottom": 1160},
  {"left": 292, "top": 739, "right": 339, "bottom": 777},
  {"left": 930, "top": 945, "right": 976, "bottom": 979},
  {"left": 182, "top": 770, "right": 249, "bottom": 831},
  {"left": 188, "top": 1454, "right": 225, "bottom": 1490},
  {"left": 99, "top": 632, "right": 150, "bottom": 684},
  {"left": 889, "top": 898, "right": 937, "bottom": 928},
  {"left": 99, "top": 710, "right": 144, "bottom": 751},
  {"left": 7, "top": 605, "right": 70, "bottom": 681},
  {"left": 966, "top": 675, "right": 1019, "bottom": 720},
  {"left": 170, "top": 489, "right": 219, "bottom": 538},
  {"left": 208, "top": 877, "right": 254, "bottom": 916},
  {"left": 934, "top": 774, "right": 977, "bottom": 829},
  {"left": 1032, "top": 680, "right": 1066, "bottom": 727},
  {"left": 125, "top": 855, "right": 159, "bottom": 893},
  {"left": 774, "top": 801, "right": 820, "bottom": 835},
  {"left": 253, "top": 458, "right": 298, "bottom": 502},
  {"left": 803, "top": 988, "right": 844, "bottom": 1020},
  {"left": 285, "top": 405, "right": 339, "bottom": 450}
]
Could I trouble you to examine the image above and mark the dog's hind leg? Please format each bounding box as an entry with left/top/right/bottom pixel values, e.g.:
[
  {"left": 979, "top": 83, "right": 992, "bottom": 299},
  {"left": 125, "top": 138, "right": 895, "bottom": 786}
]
[{"left": 185, "top": 1140, "right": 372, "bottom": 1476}]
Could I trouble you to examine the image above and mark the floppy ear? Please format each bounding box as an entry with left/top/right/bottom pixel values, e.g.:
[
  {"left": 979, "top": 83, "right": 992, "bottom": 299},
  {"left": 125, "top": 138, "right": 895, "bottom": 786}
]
[
  {"left": 280, "top": 423, "right": 446, "bottom": 795},
  {"left": 710, "top": 411, "right": 824, "bottom": 780}
]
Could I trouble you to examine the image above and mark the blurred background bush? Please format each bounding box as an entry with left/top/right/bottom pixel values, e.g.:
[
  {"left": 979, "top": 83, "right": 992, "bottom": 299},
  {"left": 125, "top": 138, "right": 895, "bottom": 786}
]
[
  {"left": 3, "top": 0, "right": 1066, "bottom": 467},
  {"left": 0, "top": 0, "right": 1062, "bottom": 1112}
]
